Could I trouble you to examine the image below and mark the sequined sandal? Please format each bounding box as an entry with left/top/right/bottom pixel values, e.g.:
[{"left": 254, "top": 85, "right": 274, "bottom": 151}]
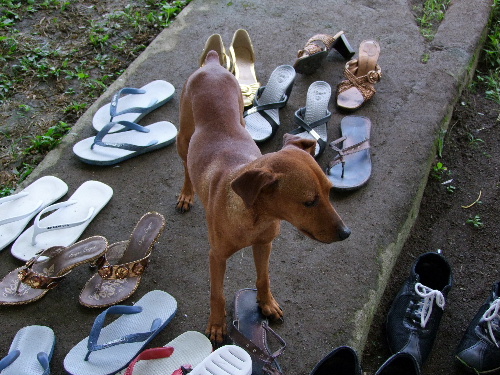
[
  {"left": 294, "top": 32, "right": 355, "bottom": 75},
  {"left": 336, "top": 40, "right": 382, "bottom": 111},
  {"left": 0, "top": 236, "right": 108, "bottom": 306},
  {"left": 229, "top": 29, "right": 260, "bottom": 108},
  {"left": 79, "top": 212, "right": 166, "bottom": 308}
]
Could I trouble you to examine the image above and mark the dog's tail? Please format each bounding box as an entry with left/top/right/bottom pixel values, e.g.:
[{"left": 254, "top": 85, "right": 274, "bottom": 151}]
[{"left": 204, "top": 50, "right": 221, "bottom": 66}]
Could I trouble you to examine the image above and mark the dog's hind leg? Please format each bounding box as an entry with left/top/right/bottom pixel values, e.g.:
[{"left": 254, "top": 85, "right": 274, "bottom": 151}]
[
  {"left": 252, "top": 243, "right": 284, "bottom": 320},
  {"left": 176, "top": 85, "right": 196, "bottom": 213}
]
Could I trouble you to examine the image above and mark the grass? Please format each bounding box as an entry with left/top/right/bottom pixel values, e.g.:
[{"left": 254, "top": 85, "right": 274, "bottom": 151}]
[
  {"left": 0, "top": 0, "right": 191, "bottom": 193},
  {"left": 414, "top": 0, "right": 452, "bottom": 40},
  {"left": 430, "top": 0, "right": 500, "bottom": 193}
]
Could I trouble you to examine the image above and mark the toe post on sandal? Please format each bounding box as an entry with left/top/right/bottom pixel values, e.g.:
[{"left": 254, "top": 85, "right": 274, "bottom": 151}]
[
  {"left": 336, "top": 40, "right": 382, "bottom": 111},
  {"left": 288, "top": 80, "right": 332, "bottom": 158},
  {"left": 326, "top": 116, "right": 372, "bottom": 191},
  {"left": 294, "top": 31, "right": 355, "bottom": 75}
]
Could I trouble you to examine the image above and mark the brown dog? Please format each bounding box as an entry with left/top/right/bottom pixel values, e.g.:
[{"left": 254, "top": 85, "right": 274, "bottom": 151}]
[{"left": 176, "top": 51, "right": 350, "bottom": 342}]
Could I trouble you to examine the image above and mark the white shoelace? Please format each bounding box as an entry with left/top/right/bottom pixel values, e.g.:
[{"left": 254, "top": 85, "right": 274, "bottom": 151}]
[
  {"left": 482, "top": 297, "right": 500, "bottom": 348},
  {"left": 414, "top": 282, "right": 446, "bottom": 328}
]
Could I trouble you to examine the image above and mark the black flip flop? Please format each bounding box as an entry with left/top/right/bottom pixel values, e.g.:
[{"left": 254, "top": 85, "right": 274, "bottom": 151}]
[
  {"left": 326, "top": 116, "right": 371, "bottom": 190},
  {"left": 230, "top": 289, "right": 286, "bottom": 375}
]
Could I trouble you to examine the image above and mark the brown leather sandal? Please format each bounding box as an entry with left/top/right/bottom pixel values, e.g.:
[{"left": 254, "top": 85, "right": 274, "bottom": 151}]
[
  {"left": 336, "top": 40, "right": 382, "bottom": 111},
  {"left": 79, "top": 212, "right": 166, "bottom": 308},
  {"left": 293, "top": 31, "right": 355, "bottom": 75},
  {"left": 0, "top": 236, "right": 108, "bottom": 305}
]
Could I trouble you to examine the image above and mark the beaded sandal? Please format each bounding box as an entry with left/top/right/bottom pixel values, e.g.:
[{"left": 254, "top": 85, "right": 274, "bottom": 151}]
[
  {"left": 79, "top": 212, "right": 166, "bottom": 308},
  {"left": 0, "top": 236, "right": 108, "bottom": 305},
  {"left": 337, "top": 40, "right": 382, "bottom": 111},
  {"left": 294, "top": 32, "right": 355, "bottom": 75}
]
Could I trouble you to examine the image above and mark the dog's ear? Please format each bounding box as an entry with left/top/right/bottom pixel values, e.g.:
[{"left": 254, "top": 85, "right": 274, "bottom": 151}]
[
  {"left": 282, "top": 133, "right": 316, "bottom": 156},
  {"left": 231, "top": 168, "right": 280, "bottom": 208}
]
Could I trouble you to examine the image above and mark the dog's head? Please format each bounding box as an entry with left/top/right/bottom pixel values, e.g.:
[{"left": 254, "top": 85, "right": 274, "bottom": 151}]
[{"left": 231, "top": 134, "right": 350, "bottom": 243}]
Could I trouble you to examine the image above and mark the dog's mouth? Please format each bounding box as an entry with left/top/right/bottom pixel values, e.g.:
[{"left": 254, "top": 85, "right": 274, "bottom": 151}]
[{"left": 300, "top": 229, "right": 324, "bottom": 243}]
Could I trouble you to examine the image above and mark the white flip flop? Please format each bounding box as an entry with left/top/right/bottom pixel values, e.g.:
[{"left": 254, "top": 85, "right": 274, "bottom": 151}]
[
  {"left": 0, "top": 325, "right": 55, "bottom": 375},
  {"left": 120, "top": 331, "right": 212, "bottom": 375},
  {"left": 0, "top": 176, "right": 68, "bottom": 252},
  {"left": 64, "top": 290, "right": 177, "bottom": 375},
  {"left": 10, "top": 180, "right": 113, "bottom": 261},
  {"left": 189, "top": 345, "right": 252, "bottom": 375},
  {"left": 73, "top": 121, "right": 177, "bottom": 166},
  {"left": 93, "top": 80, "right": 175, "bottom": 133}
]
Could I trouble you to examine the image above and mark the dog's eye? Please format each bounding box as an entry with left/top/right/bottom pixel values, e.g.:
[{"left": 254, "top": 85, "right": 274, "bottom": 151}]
[{"left": 304, "top": 196, "right": 319, "bottom": 207}]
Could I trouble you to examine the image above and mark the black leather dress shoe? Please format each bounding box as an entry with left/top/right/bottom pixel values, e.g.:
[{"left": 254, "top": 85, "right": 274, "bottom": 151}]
[
  {"left": 310, "top": 346, "right": 362, "bottom": 375},
  {"left": 375, "top": 352, "right": 421, "bottom": 375},
  {"left": 386, "top": 251, "right": 453, "bottom": 366},
  {"left": 455, "top": 281, "right": 500, "bottom": 374}
]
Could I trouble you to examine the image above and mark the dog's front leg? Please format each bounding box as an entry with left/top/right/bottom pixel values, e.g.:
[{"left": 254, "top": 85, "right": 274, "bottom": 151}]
[
  {"left": 252, "top": 243, "right": 284, "bottom": 320},
  {"left": 207, "top": 248, "right": 228, "bottom": 343}
]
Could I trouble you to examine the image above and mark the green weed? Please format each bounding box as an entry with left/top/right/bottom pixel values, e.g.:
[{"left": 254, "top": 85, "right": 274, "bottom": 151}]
[
  {"left": 415, "top": 0, "right": 452, "bottom": 40},
  {"left": 24, "top": 121, "right": 71, "bottom": 154},
  {"left": 431, "top": 162, "right": 448, "bottom": 180},
  {"left": 466, "top": 215, "right": 484, "bottom": 229}
]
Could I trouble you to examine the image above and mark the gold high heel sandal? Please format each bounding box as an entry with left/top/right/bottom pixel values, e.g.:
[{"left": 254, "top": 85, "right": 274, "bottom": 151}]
[
  {"left": 199, "top": 33, "right": 232, "bottom": 70},
  {"left": 229, "top": 29, "right": 260, "bottom": 108}
]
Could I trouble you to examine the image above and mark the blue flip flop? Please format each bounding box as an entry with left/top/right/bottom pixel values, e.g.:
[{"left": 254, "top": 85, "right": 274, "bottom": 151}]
[
  {"left": 0, "top": 325, "right": 55, "bottom": 375},
  {"left": 64, "top": 290, "right": 177, "bottom": 375}
]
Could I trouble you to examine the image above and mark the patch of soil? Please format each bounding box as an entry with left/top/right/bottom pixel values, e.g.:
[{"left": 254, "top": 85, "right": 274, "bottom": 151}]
[{"left": 362, "top": 71, "right": 500, "bottom": 374}]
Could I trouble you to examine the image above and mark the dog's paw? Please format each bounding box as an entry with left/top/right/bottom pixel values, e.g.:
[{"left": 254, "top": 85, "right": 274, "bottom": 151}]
[
  {"left": 206, "top": 321, "right": 227, "bottom": 343},
  {"left": 175, "top": 195, "right": 193, "bottom": 213},
  {"left": 259, "top": 298, "right": 284, "bottom": 320}
]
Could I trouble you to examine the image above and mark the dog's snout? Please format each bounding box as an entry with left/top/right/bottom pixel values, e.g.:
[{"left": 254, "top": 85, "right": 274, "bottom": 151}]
[{"left": 339, "top": 226, "right": 351, "bottom": 241}]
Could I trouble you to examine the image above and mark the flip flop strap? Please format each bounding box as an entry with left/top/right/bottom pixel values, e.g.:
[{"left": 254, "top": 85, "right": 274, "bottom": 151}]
[
  {"left": 0, "top": 347, "right": 50, "bottom": 374},
  {"left": 294, "top": 106, "right": 331, "bottom": 149},
  {"left": 243, "top": 87, "right": 288, "bottom": 136},
  {"left": 0, "top": 192, "right": 43, "bottom": 226},
  {"left": 17, "top": 246, "right": 71, "bottom": 290},
  {"left": 37, "top": 352, "right": 51, "bottom": 375},
  {"left": 328, "top": 137, "right": 370, "bottom": 177},
  {"left": 109, "top": 87, "right": 158, "bottom": 119},
  {"left": 94, "top": 252, "right": 151, "bottom": 280},
  {"left": 230, "top": 320, "right": 286, "bottom": 375},
  {"left": 85, "top": 305, "right": 162, "bottom": 361},
  {"left": 91, "top": 120, "right": 158, "bottom": 152},
  {"left": 0, "top": 350, "right": 20, "bottom": 371},
  {"left": 31, "top": 200, "right": 94, "bottom": 246},
  {"left": 297, "top": 33, "right": 336, "bottom": 58},
  {"left": 124, "top": 346, "right": 174, "bottom": 375},
  {"left": 338, "top": 60, "right": 382, "bottom": 100}
]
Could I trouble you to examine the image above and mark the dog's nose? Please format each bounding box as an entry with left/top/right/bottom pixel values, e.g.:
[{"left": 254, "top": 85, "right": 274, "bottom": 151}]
[{"left": 339, "top": 226, "right": 351, "bottom": 240}]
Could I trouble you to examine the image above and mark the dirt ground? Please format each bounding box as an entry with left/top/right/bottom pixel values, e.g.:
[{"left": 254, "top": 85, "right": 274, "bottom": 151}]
[{"left": 362, "top": 68, "right": 500, "bottom": 374}]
